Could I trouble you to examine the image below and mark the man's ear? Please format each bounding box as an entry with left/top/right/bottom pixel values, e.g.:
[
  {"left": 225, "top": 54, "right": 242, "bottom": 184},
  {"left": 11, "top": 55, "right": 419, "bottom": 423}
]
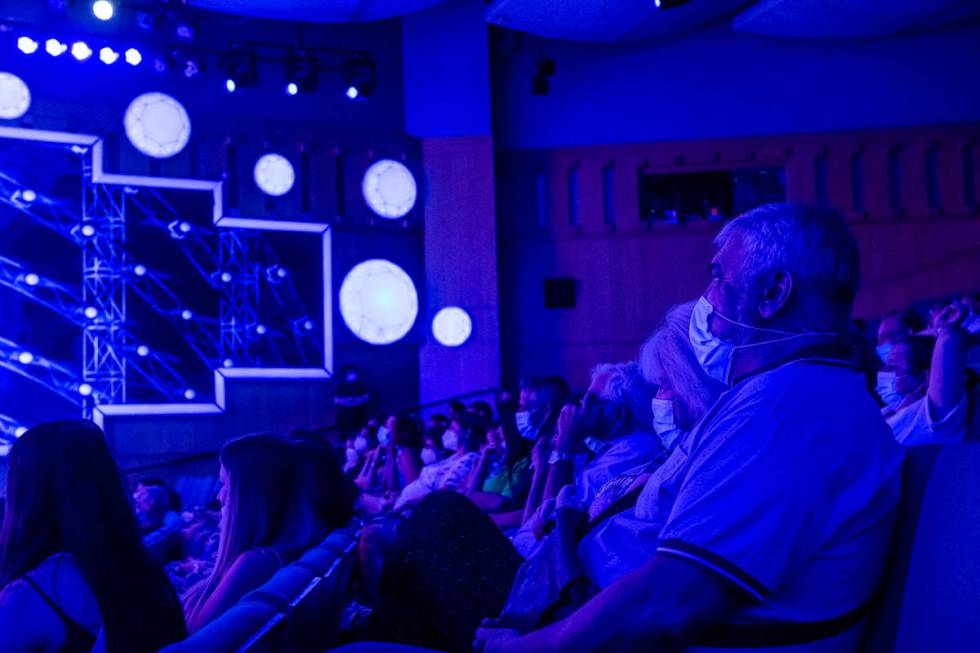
[{"left": 757, "top": 269, "right": 793, "bottom": 320}]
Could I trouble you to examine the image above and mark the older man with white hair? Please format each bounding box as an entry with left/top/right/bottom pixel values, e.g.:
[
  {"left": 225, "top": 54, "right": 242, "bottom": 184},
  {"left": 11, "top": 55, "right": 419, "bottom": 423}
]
[{"left": 477, "top": 203, "right": 904, "bottom": 653}]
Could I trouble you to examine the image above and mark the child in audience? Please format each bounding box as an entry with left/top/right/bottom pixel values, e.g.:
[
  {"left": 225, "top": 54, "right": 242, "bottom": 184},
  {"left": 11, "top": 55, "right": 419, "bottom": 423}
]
[{"left": 0, "top": 420, "right": 186, "bottom": 652}]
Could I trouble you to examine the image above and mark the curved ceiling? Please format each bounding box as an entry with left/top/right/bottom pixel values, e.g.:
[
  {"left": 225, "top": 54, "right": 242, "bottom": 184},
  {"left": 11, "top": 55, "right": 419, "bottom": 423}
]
[{"left": 187, "top": 0, "right": 449, "bottom": 23}]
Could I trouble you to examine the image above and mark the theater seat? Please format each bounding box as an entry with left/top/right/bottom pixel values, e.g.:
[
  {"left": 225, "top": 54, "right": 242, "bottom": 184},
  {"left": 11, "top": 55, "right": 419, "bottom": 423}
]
[
  {"left": 892, "top": 443, "right": 980, "bottom": 652},
  {"left": 243, "top": 565, "right": 319, "bottom": 609},
  {"left": 157, "top": 600, "right": 279, "bottom": 653}
]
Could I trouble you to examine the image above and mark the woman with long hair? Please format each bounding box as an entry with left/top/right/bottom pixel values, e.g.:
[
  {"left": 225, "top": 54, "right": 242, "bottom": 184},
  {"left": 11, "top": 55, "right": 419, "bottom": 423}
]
[
  {"left": 0, "top": 419, "right": 186, "bottom": 652},
  {"left": 183, "top": 433, "right": 314, "bottom": 632}
]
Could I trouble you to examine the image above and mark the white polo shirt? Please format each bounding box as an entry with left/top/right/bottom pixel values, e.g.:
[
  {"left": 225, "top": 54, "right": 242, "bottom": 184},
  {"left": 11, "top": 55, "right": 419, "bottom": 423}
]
[
  {"left": 580, "top": 358, "right": 904, "bottom": 645},
  {"left": 886, "top": 395, "right": 967, "bottom": 447}
]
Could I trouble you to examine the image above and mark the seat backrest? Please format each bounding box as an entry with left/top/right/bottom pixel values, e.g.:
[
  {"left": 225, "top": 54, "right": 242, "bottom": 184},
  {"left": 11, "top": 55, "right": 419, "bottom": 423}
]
[
  {"left": 893, "top": 443, "right": 980, "bottom": 653},
  {"left": 157, "top": 601, "right": 280, "bottom": 653},
  {"left": 862, "top": 445, "right": 941, "bottom": 653}
]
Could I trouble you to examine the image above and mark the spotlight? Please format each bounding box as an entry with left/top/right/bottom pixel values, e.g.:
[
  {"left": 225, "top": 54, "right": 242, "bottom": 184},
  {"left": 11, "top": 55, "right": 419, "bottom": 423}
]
[
  {"left": 222, "top": 358, "right": 234, "bottom": 368},
  {"left": 17, "top": 351, "right": 33, "bottom": 365},
  {"left": 136, "top": 345, "right": 149, "bottom": 357},
  {"left": 304, "top": 319, "right": 314, "bottom": 331},
  {"left": 654, "top": 0, "right": 691, "bottom": 7},
  {"left": 45, "top": 38, "right": 67, "bottom": 57},
  {"left": 92, "top": 0, "right": 114, "bottom": 20},
  {"left": 70, "top": 145, "right": 88, "bottom": 155},
  {"left": 255, "top": 324, "right": 267, "bottom": 335},
  {"left": 71, "top": 41, "right": 93, "bottom": 61},
  {"left": 124, "top": 47, "right": 142, "bottom": 66},
  {"left": 220, "top": 272, "right": 232, "bottom": 283},
  {"left": 81, "top": 224, "right": 95, "bottom": 237},
  {"left": 14, "top": 427, "right": 27, "bottom": 438},
  {"left": 221, "top": 48, "right": 257, "bottom": 92},
  {"left": 167, "top": 220, "right": 191, "bottom": 238},
  {"left": 133, "top": 264, "right": 147, "bottom": 276},
  {"left": 343, "top": 59, "right": 374, "bottom": 100},
  {"left": 183, "top": 389, "right": 196, "bottom": 400},
  {"left": 99, "top": 47, "right": 119, "bottom": 65},
  {"left": 22, "top": 189, "right": 36, "bottom": 202},
  {"left": 180, "top": 309, "right": 193, "bottom": 321},
  {"left": 17, "top": 37, "right": 38, "bottom": 54},
  {"left": 285, "top": 50, "right": 317, "bottom": 95},
  {"left": 265, "top": 265, "right": 288, "bottom": 283},
  {"left": 84, "top": 306, "right": 98, "bottom": 319},
  {"left": 24, "top": 273, "right": 39, "bottom": 287},
  {"left": 179, "top": 221, "right": 191, "bottom": 233},
  {"left": 78, "top": 383, "right": 93, "bottom": 396},
  {"left": 176, "top": 23, "right": 196, "bottom": 42}
]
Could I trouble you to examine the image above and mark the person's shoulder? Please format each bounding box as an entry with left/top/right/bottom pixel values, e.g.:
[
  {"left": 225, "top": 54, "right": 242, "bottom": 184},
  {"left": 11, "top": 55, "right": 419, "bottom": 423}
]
[{"left": 232, "top": 548, "right": 284, "bottom": 574}]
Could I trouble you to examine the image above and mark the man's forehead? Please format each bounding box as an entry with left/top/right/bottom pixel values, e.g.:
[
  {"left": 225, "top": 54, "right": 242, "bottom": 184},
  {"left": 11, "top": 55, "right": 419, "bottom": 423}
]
[{"left": 713, "top": 233, "right": 746, "bottom": 270}]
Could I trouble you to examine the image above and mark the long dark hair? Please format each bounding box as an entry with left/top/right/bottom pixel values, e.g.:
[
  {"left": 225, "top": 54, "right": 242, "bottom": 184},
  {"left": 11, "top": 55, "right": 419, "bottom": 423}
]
[
  {"left": 0, "top": 420, "right": 186, "bottom": 652},
  {"left": 293, "top": 440, "right": 358, "bottom": 536}
]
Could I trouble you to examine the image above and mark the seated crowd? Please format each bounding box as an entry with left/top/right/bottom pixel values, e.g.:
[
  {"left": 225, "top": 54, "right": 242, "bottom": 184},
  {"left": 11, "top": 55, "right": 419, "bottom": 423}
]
[{"left": 0, "top": 203, "right": 976, "bottom": 653}]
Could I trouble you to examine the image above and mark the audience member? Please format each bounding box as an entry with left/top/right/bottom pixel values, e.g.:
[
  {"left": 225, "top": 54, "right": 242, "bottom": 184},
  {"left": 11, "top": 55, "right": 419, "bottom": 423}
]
[
  {"left": 334, "top": 365, "right": 372, "bottom": 439},
  {"left": 0, "top": 420, "right": 186, "bottom": 652},
  {"left": 464, "top": 418, "right": 532, "bottom": 519},
  {"left": 875, "top": 307, "right": 923, "bottom": 363},
  {"left": 183, "top": 433, "right": 314, "bottom": 633},
  {"left": 294, "top": 440, "right": 359, "bottom": 539},
  {"left": 476, "top": 203, "right": 905, "bottom": 653},
  {"left": 516, "top": 376, "right": 570, "bottom": 524}
]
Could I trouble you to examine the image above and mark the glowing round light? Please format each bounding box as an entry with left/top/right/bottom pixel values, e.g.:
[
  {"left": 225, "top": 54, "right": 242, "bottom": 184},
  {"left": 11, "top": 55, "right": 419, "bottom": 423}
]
[
  {"left": 180, "top": 309, "right": 193, "bottom": 321},
  {"left": 84, "top": 306, "right": 99, "bottom": 319},
  {"left": 17, "top": 37, "right": 38, "bottom": 55},
  {"left": 136, "top": 345, "right": 149, "bottom": 357},
  {"left": 255, "top": 324, "right": 268, "bottom": 335},
  {"left": 346, "top": 86, "right": 359, "bottom": 100},
  {"left": 432, "top": 307, "right": 473, "bottom": 347},
  {"left": 178, "top": 221, "right": 191, "bottom": 233},
  {"left": 303, "top": 319, "right": 314, "bottom": 331},
  {"left": 277, "top": 267, "right": 288, "bottom": 278},
  {"left": 0, "top": 72, "right": 31, "bottom": 120},
  {"left": 286, "top": 82, "right": 298, "bottom": 96},
  {"left": 220, "top": 272, "right": 232, "bottom": 283},
  {"left": 184, "top": 389, "right": 196, "bottom": 400},
  {"left": 14, "top": 427, "right": 27, "bottom": 438},
  {"left": 71, "top": 41, "right": 93, "bottom": 61},
  {"left": 99, "top": 47, "right": 119, "bottom": 65},
  {"left": 123, "top": 92, "right": 191, "bottom": 159},
  {"left": 222, "top": 358, "right": 234, "bottom": 368},
  {"left": 124, "top": 48, "right": 142, "bottom": 66},
  {"left": 21, "top": 189, "right": 36, "bottom": 202},
  {"left": 80, "top": 224, "right": 95, "bottom": 237},
  {"left": 93, "top": 0, "right": 114, "bottom": 20},
  {"left": 253, "top": 153, "right": 295, "bottom": 197},
  {"left": 339, "top": 259, "right": 418, "bottom": 345},
  {"left": 133, "top": 264, "right": 147, "bottom": 276},
  {"left": 78, "top": 383, "right": 93, "bottom": 397},
  {"left": 45, "top": 39, "right": 67, "bottom": 57},
  {"left": 24, "top": 273, "right": 39, "bottom": 287},
  {"left": 362, "top": 159, "right": 417, "bottom": 219},
  {"left": 225, "top": 78, "right": 236, "bottom": 93},
  {"left": 17, "top": 352, "right": 33, "bottom": 365}
]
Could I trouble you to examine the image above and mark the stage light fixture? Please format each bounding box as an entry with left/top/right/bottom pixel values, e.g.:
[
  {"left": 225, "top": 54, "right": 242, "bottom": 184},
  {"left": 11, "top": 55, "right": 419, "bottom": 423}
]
[
  {"left": 81, "top": 224, "right": 95, "bottom": 237},
  {"left": 136, "top": 345, "right": 149, "bottom": 357},
  {"left": 255, "top": 324, "right": 268, "bottom": 335},
  {"left": 339, "top": 259, "right": 418, "bottom": 345},
  {"left": 71, "top": 41, "right": 93, "bottom": 61},
  {"left": 222, "top": 49, "right": 257, "bottom": 93},
  {"left": 24, "top": 273, "right": 39, "bottom": 287},
  {"left": 362, "top": 159, "right": 417, "bottom": 219},
  {"left": 124, "top": 48, "right": 142, "bottom": 66},
  {"left": 78, "top": 383, "right": 93, "bottom": 396},
  {"left": 17, "top": 37, "right": 39, "bottom": 54},
  {"left": 99, "top": 46, "right": 119, "bottom": 64},
  {"left": 220, "top": 272, "right": 232, "bottom": 283},
  {"left": 45, "top": 39, "right": 67, "bottom": 57},
  {"left": 265, "top": 265, "right": 289, "bottom": 283},
  {"left": 222, "top": 358, "right": 234, "bottom": 368},
  {"left": 654, "top": 0, "right": 691, "bottom": 8},
  {"left": 92, "top": 0, "right": 114, "bottom": 20},
  {"left": 123, "top": 92, "right": 191, "bottom": 159},
  {"left": 21, "top": 189, "right": 36, "bottom": 202},
  {"left": 225, "top": 78, "right": 236, "bottom": 93},
  {"left": 180, "top": 309, "right": 193, "bottom": 320},
  {"left": 133, "top": 264, "right": 147, "bottom": 276},
  {"left": 303, "top": 319, "right": 314, "bottom": 331},
  {"left": 84, "top": 306, "right": 98, "bottom": 319},
  {"left": 432, "top": 307, "right": 473, "bottom": 347},
  {"left": 176, "top": 23, "right": 196, "bottom": 42},
  {"left": 17, "top": 352, "right": 33, "bottom": 365},
  {"left": 254, "top": 154, "right": 295, "bottom": 197},
  {"left": 285, "top": 50, "right": 317, "bottom": 96},
  {"left": 343, "top": 59, "right": 374, "bottom": 101},
  {"left": 0, "top": 73, "right": 31, "bottom": 119},
  {"left": 14, "top": 427, "right": 27, "bottom": 438},
  {"left": 184, "top": 389, "right": 196, "bottom": 400}
]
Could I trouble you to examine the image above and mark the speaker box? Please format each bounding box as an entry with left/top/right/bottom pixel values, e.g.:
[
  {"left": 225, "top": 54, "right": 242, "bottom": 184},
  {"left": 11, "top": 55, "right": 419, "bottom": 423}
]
[{"left": 544, "top": 277, "right": 577, "bottom": 309}]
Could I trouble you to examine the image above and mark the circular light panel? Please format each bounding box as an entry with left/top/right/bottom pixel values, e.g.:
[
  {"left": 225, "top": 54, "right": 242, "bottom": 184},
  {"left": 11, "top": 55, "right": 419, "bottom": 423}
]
[
  {"left": 123, "top": 92, "right": 191, "bottom": 159},
  {"left": 0, "top": 73, "right": 31, "bottom": 120},
  {"left": 253, "top": 153, "right": 295, "bottom": 196},
  {"left": 362, "top": 159, "right": 417, "bottom": 219},
  {"left": 432, "top": 307, "right": 472, "bottom": 347},
  {"left": 339, "top": 259, "right": 418, "bottom": 345}
]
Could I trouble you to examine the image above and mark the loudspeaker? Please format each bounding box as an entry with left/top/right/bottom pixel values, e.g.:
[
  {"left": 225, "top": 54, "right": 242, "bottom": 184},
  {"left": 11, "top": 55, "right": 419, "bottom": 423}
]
[{"left": 544, "top": 277, "right": 576, "bottom": 309}]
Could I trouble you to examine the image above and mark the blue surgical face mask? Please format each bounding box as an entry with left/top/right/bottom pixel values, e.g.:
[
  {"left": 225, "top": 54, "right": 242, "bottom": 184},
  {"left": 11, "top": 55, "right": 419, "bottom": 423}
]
[
  {"left": 876, "top": 343, "right": 893, "bottom": 365},
  {"left": 514, "top": 410, "right": 538, "bottom": 441},
  {"left": 651, "top": 397, "right": 685, "bottom": 450},
  {"left": 377, "top": 426, "right": 392, "bottom": 446},
  {"left": 689, "top": 296, "right": 837, "bottom": 385},
  {"left": 420, "top": 447, "right": 439, "bottom": 466},
  {"left": 876, "top": 370, "right": 905, "bottom": 409},
  {"left": 442, "top": 429, "right": 460, "bottom": 452},
  {"left": 353, "top": 436, "right": 369, "bottom": 453}
]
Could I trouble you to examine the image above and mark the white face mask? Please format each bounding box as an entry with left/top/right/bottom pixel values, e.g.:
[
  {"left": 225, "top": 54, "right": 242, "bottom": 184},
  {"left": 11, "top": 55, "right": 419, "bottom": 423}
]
[
  {"left": 377, "top": 426, "right": 392, "bottom": 446},
  {"left": 876, "top": 370, "right": 905, "bottom": 409},
  {"left": 442, "top": 429, "right": 460, "bottom": 452},
  {"left": 345, "top": 447, "right": 360, "bottom": 465},
  {"left": 353, "top": 436, "right": 369, "bottom": 453},
  {"left": 651, "top": 397, "right": 685, "bottom": 450},
  {"left": 514, "top": 410, "right": 537, "bottom": 441},
  {"left": 689, "top": 296, "right": 837, "bottom": 385},
  {"left": 420, "top": 447, "right": 439, "bottom": 465}
]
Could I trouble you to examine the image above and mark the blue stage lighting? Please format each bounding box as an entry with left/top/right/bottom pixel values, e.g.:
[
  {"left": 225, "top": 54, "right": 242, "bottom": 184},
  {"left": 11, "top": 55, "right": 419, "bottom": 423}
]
[
  {"left": 71, "top": 41, "right": 93, "bottom": 62},
  {"left": 23, "top": 273, "right": 39, "bottom": 287},
  {"left": 136, "top": 345, "right": 149, "bottom": 357},
  {"left": 432, "top": 307, "right": 473, "bottom": 347},
  {"left": 222, "top": 358, "right": 234, "bottom": 368},
  {"left": 180, "top": 309, "right": 193, "bottom": 321},
  {"left": 124, "top": 48, "right": 142, "bottom": 66},
  {"left": 255, "top": 324, "right": 268, "bottom": 335},
  {"left": 17, "top": 37, "right": 38, "bottom": 54},
  {"left": 286, "top": 82, "right": 298, "bottom": 96},
  {"left": 304, "top": 319, "right": 314, "bottom": 331},
  {"left": 92, "top": 0, "right": 114, "bottom": 21},
  {"left": 220, "top": 272, "right": 232, "bottom": 283},
  {"left": 225, "top": 78, "right": 236, "bottom": 93},
  {"left": 99, "top": 47, "right": 119, "bottom": 65},
  {"left": 183, "top": 389, "right": 196, "bottom": 400},
  {"left": 78, "top": 383, "right": 93, "bottom": 396},
  {"left": 45, "top": 39, "right": 67, "bottom": 57},
  {"left": 17, "top": 352, "right": 33, "bottom": 365},
  {"left": 84, "top": 306, "right": 98, "bottom": 319},
  {"left": 339, "top": 259, "right": 418, "bottom": 345},
  {"left": 21, "top": 189, "right": 36, "bottom": 203},
  {"left": 346, "top": 86, "right": 359, "bottom": 100},
  {"left": 14, "top": 427, "right": 26, "bottom": 438},
  {"left": 80, "top": 224, "right": 95, "bottom": 237},
  {"left": 133, "top": 264, "right": 147, "bottom": 276}
]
